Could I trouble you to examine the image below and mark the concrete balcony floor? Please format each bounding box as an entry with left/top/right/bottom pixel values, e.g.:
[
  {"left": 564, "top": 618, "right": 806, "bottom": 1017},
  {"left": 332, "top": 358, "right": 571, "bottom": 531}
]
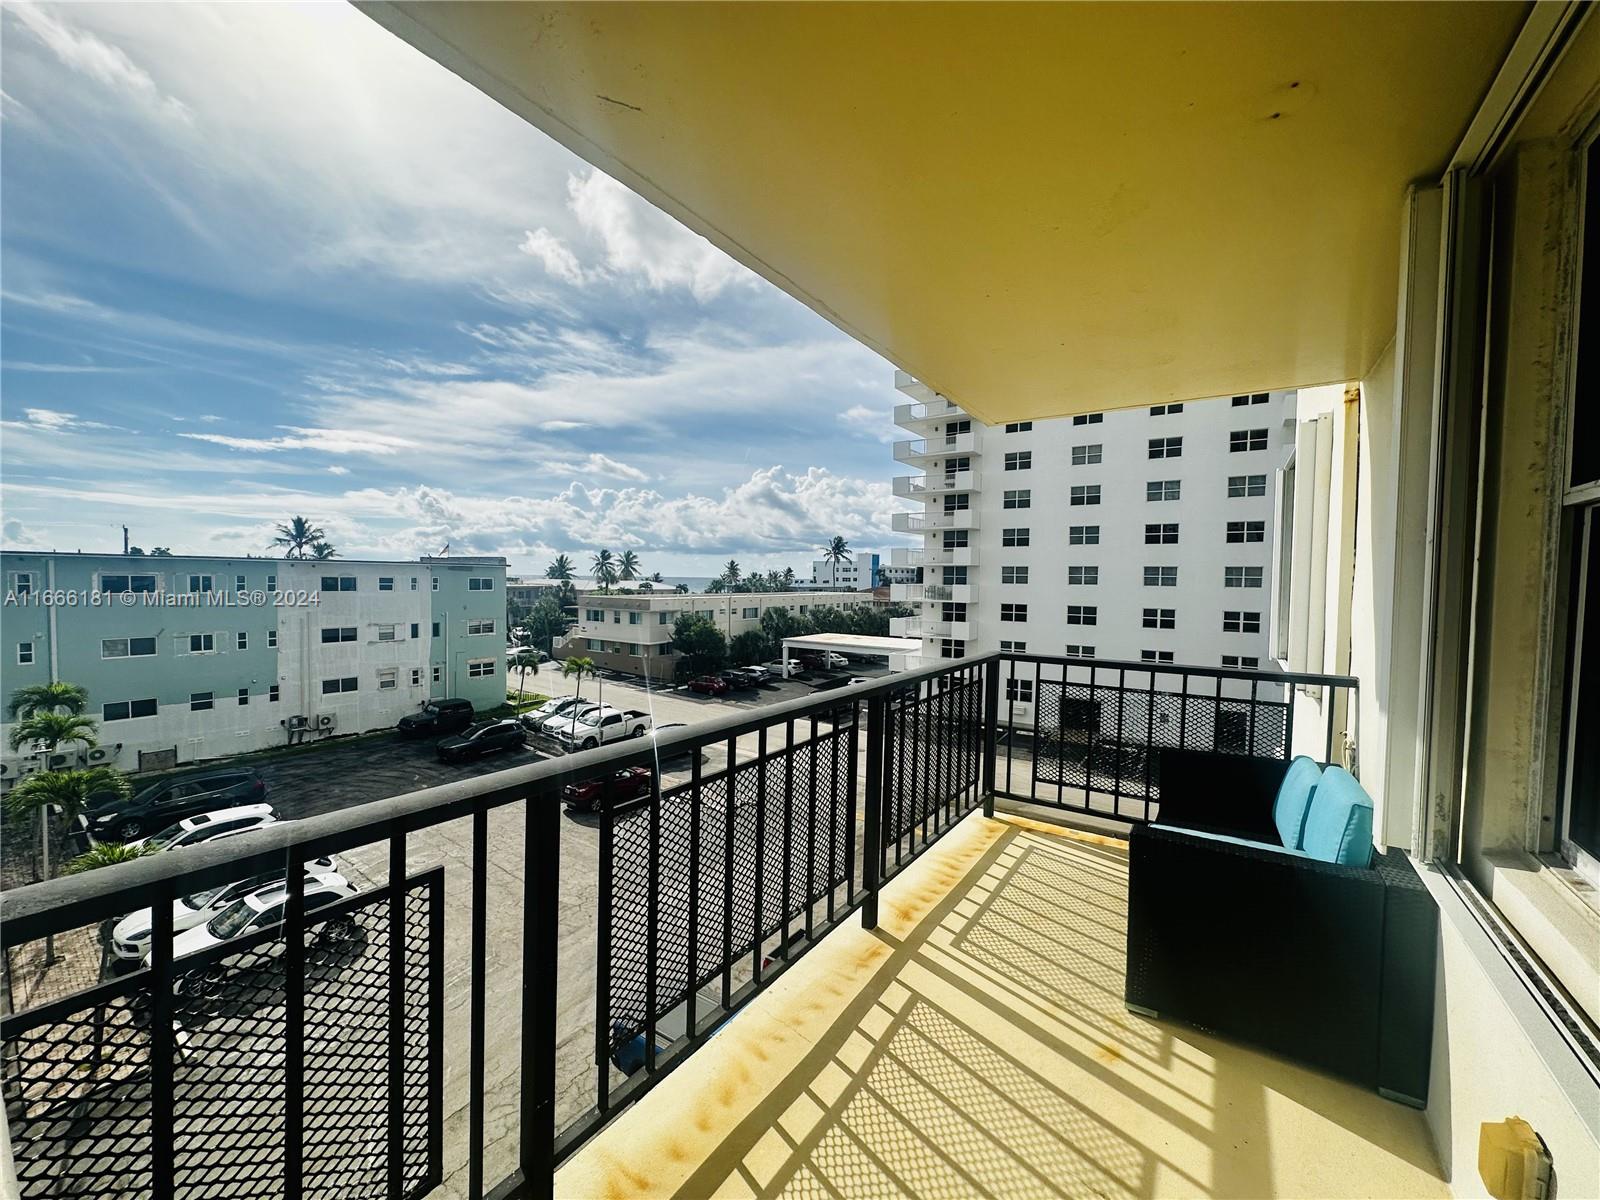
[{"left": 557, "top": 815, "right": 1448, "bottom": 1199}]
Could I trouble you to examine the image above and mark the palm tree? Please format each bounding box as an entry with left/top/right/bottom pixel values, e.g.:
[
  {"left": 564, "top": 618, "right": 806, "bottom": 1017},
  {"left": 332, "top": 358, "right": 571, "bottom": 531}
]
[
  {"left": 722, "top": 560, "right": 742, "bottom": 591},
  {"left": 510, "top": 649, "right": 541, "bottom": 699},
  {"left": 9, "top": 711, "right": 98, "bottom": 755},
  {"left": 64, "top": 841, "right": 156, "bottom": 874},
  {"left": 271, "top": 515, "right": 326, "bottom": 558},
  {"left": 7, "top": 681, "right": 89, "bottom": 720},
  {"left": 310, "top": 541, "right": 337, "bottom": 560},
  {"left": 546, "top": 553, "right": 576, "bottom": 581},
  {"left": 6, "top": 766, "right": 130, "bottom": 900},
  {"left": 150, "top": 547, "right": 173, "bottom": 556},
  {"left": 618, "top": 550, "right": 642, "bottom": 583},
  {"left": 592, "top": 549, "right": 619, "bottom": 593},
  {"left": 822, "top": 535, "right": 853, "bottom": 587},
  {"left": 649, "top": 571, "right": 665, "bottom": 583},
  {"left": 782, "top": 566, "right": 797, "bottom": 590},
  {"left": 559, "top": 656, "right": 599, "bottom": 740}
]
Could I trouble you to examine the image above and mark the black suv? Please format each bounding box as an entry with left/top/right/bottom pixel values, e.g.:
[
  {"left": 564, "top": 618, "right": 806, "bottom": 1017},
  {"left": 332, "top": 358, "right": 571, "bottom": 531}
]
[
  {"left": 437, "top": 720, "right": 526, "bottom": 763},
  {"left": 84, "top": 770, "right": 269, "bottom": 843},
  {"left": 397, "top": 698, "right": 475, "bottom": 738}
]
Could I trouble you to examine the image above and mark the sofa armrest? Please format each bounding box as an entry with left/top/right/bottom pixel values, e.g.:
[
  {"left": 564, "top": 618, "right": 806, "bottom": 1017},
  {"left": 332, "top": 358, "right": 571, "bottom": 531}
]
[{"left": 1153, "top": 748, "right": 1292, "bottom": 843}]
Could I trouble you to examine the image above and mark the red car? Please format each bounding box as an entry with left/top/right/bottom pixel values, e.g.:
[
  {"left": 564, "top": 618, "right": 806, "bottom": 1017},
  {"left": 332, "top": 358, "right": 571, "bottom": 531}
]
[
  {"left": 562, "top": 766, "right": 654, "bottom": 812},
  {"left": 687, "top": 675, "right": 731, "bottom": 696}
]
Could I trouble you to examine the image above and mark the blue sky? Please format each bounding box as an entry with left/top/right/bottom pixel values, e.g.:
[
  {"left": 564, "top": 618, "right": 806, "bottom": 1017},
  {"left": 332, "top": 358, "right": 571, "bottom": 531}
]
[{"left": 0, "top": 3, "right": 907, "bottom": 577}]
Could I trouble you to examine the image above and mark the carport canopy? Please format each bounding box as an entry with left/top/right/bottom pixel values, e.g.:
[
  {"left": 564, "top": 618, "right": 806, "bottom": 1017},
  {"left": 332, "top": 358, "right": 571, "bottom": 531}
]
[{"left": 780, "top": 633, "right": 921, "bottom": 677}]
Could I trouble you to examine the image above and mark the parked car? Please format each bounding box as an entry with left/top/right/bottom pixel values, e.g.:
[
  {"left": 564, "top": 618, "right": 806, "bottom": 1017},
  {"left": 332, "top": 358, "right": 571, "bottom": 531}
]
[
  {"left": 550, "top": 706, "right": 652, "bottom": 751},
  {"left": 84, "top": 769, "right": 268, "bottom": 843},
  {"left": 154, "top": 873, "right": 362, "bottom": 999},
  {"left": 436, "top": 719, "right": 526, "bottom": 763},
  {"left": 647, "top": 723, "right": 696, "bottom": 769},
  {"left": 127, "top": 805, "right": 277, "bottom": 853},
  {"left": 562, "top": 766, "right": 654, "bottom": 812},
  {"left": 719, "top": 670, "right": 758, "bottom": 690},
  {"left": 522, "top": 696, "right": 595, "bottom": 733},
  {"left": 743, "top": 665, "right": 774, "bottom": 685},
  {"left": 801, "top": 651, "right": 850, "bottom": 670},
  {"left": 110, "top": 856, "right": 340, "bottom": 964},
  {"left": 688, "top": 675, "right": 731, "bottom": 696},
  {"left": 397, "top": 698, "right": 475, "bottom": 738},
  {"left": 533, "top": 701, "right": 604, "bottom": 740}
]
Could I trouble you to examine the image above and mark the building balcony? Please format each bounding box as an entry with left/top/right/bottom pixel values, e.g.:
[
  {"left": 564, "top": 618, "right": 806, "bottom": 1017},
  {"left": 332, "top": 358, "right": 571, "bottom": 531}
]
[
  {"left": 2, "top": 655, "right": 1424, "bottom": 1200},
  {"left": 893, "top": 433, "right": 979, "bottom": 464},
  {"left": 892, "top": 581, "right": 977, "bottom": 606},
  {"left": 891, "top": 509, "right": 978, "bottom": 533},
  {"left": 894, "top": 544, "right": 978, "bottom": 569},
  {"left": 888, "top": 615, "right": 924, "bottom": 638},
  {"left": 892, "top": 469, "right": 980, "bottom": 499},
  {"left": 923, "top": 617, "right": 976, "bottom": 640},
  {"left": 893, "top": 399, "right": 964, "bottom": 431}
]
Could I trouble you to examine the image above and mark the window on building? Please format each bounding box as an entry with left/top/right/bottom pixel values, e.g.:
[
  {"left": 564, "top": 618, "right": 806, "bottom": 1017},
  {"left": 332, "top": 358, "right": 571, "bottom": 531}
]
[
  {"left": 1150, "top": 403, "right": 1184, "bottom": 416},
  {"left": 187, "top": 574, "right": 213, "bottom": 593},
  {"left": 432, "top": 622, "right": 441, "bottom": 638},
  {"left": 1223, "top": 610, "right": 1263, "bottom": 634},
  {"left": 232, "top": 631, "right": 246, "bottom": 651},
  {"left": 321, "top": 575, "right": 357, "bottom": 592},
  {"left": 1067, "top": 566, "right": 1098, "bottom": 585},
  {"left": 1003, "top": 489, "right": 1031, "bottom": 509},
  {"left": 585, "top": 608, "right": 604, "bottom": 622},
  {"left": 1006, "top": 678, "right": 1035, "bottom": 704},
  {"left": 432, "top": 576, "right": 440, "bottom": 591},
  {"left": 1068, "top": 525, "right": 1100, "bottom": 545},
  {"left": 99, "top": 573, "right": 158, "bottom": 594},
  {"left": 738, "top": 607, "right": 757, "bottom": 619},
  {"left": 939, "top": 638, "right": 966, "bottom": 659},
  {"left": 411, "top": 668, "right": 423, "bottom": 686},
  {"left": 408, "top": 623, "right": 419, "bottom": 640},
  {"left": 187, "top": 633, "right": 215, "bottom": 653},
  {"left": 237, "top": 688, "right": 250, "bottom": 706},
  {"left": 235, "top": 574, "right": 246, "bottom": 592},
  {"left": 1000, "top": 527, "right": 1030, "bottom": 547},
  {"left": 943, "top": 566, "right": 969, "bottom": 585},
  {"left": 321, "top": 627, "right": 357, "bottom": 644},
  {"left": 1146, "top": 479, "right": 1181, "bottom": 501},
  {"left": 103, "top": 697, "right": 158, "bottom": 721},
  {"left": 467, "top": 618, "right": 496, "bottom": 636},
  {"left": 1226, "top": 520, "right": 1267, "bottom": 543},
  {"left": 1070, "top": 444, "right": 1102, "bottom": 465},
  {"left": 17, "top": 642, "right": 33, "bottom": 664},
  {"left": 266, "top": 575, "right": 277, "bottom": 593},
  {"left": 1221, "top": 654, "right": 1261, "bottom": 670},
  {"left": 467, "top": 658, "right": 496, "bottom": 678},
  {"left": 101, "top": 637, "right": 157, "bottom": 659},
  {"left": 1069, "top": 484, "right": 1101, "bottom": 506},
  {"left": 1142, "top": 608, "right": 1176, "bottom": 629},
  {"left": 941, "top": 602, "right": 968, "bottom": 623},
  {"left": 1143, "top": 566, "right": 1178, "bottom": 587},
  {"left": 944, "top": 419, "right": 972, "bottom": 443},
  {"left": 999, "top": 640, "right": 1027, "bottom": 653},
  {"left": 1225, "top": 566, "right": 1265, "bottom": 588},
  {"left": 1001, "top": 566, "right": 1029, "bottom": 584},
  {"left": 1230, "top": 392, "right": 1270, "bottom": 406},
  {"left": 269, "top": 685, "right": 279, "bottom": 703},
  {"left": 1148, "top": 436, "right": 1183, "bottom": 459},
  {"left": 1066, "top": 605, "right": 1097, "bottom": 626},
  {"left": 321, "top": 677, "right": 358, "bottom": 694},
  {"left": 1000, "top": 603, "right": 1028, "bottom": 622},
  {"left": 1228, "top": 473, "right": 1269, "bottom": 498},
  {"left": 943, "top": 492, "right": 970, "bottom": 512},
  {"left": 377, "top": 668, "right": 398, "bottom": 690},
  {"left": 378, "top": 576, "right": 394, "bottom": 591},
  {"left": 943, "top": 529, "right": 970, "bottom": 549},
  {"left": 1004, "top": 450, "right": 1032, "bottom": 471},
  {"left": 1071, "top": 412, "right": 1103, "bottom": 425},
  {"left": 1063, "top": 644, "right": 1095, "bottom": 659},
  {"left": 431, "top": 665, "right": 443, "bottom": 683},
  {"left": 1141, "top": 649, "right": 1176, "bottom": 664},
  {"left": 469, "top": 577, "right": 494, "bottom": 591},
  {"left": 1230, "top": 428, "right": 1270, "bottom": 452},
  {"left": 377, "top": 625, "right": 397, "bottom": 642},
  {"left": 1004, "top": 421, "right": 1033, "bottom": 433},
  {"left": 267, "top": 629, "right": 277, "bottom": 648},
  {"left": 190, "top": 691, "right": 214, "bottom": 711},
  {"left": 10, "top": 572, "right": 35, "bottom": 596},
  {"left": 658, "top": 611, "right": 670, "bottom": 624},
  {"left": 410, "top": 577, "right": 418, "bottom": 591},
  {"left": 1144, "top": 523, "right": 1179, "bottom": 545}
]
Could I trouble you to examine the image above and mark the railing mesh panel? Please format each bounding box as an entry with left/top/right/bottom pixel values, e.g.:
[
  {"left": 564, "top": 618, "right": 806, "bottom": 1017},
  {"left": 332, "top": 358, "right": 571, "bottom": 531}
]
[{"left": 884, "top": 669, "right": 984, "bottom": 848}]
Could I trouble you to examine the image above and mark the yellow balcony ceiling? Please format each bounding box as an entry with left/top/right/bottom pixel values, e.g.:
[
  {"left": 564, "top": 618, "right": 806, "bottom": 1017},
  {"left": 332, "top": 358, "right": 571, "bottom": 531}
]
[{"left": 363, "top": 1, "right": 1529, "bottom": 423}]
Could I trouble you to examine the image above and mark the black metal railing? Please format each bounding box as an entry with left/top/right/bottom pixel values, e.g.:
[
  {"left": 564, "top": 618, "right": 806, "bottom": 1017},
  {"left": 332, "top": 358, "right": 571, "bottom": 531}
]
[{"left": 0, "top": 651, "right": 1352, "bottom": 1199}]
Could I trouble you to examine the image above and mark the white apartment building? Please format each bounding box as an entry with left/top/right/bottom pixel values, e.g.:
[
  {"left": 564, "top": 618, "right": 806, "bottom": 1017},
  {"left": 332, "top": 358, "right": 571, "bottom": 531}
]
[
  {"left": 889, "top": 372, "right": 1294, "bottom": 669},
  {"left": 808, "top": 553, "right": 879, "bottom": 589},
  {"left": 555, "top": 590, "right": 866, "bottom": 680}
]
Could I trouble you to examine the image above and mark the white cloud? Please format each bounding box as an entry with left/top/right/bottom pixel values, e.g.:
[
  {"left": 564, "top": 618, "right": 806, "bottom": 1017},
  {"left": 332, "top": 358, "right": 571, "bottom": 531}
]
[
  {"left": 8, "top": 2, "right": 192, "bottom": 126},
  {"left": 539, "top": 453, "right": 649, "bottom": 483},
  {"left": 838, "top": 404, "right": 894, "bottom": 442},
  {"left": 13, "top": 407, "right": 114, "bottom": 432},
  {"left": 178, "top": 427, "right": 416, "bottom": 456},
  {"left": 326, "top": 465, "right": 350, "bottom": 476},
  {"left": 518, "top": 227, "right": 588, "bottom": 285}
]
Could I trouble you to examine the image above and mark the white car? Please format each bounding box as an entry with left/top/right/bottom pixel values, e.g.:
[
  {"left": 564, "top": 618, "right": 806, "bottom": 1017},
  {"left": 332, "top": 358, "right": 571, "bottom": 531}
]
[
  {"left": 521, "top": 696, "right": 596, "bottom": 733},
  {"left": 110, "top": 857, "right": 338, "bottom": 963},
  {"left": 128, "top": 804, "right": 276, "bottom": 852},
  {"left": 151, "top": 873, "right": 361, "bottom": 991}
]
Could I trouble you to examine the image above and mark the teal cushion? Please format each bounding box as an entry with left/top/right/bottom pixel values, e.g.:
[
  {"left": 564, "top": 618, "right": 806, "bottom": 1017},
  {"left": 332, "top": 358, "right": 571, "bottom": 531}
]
[
  {"left": 1273, "top": 756, "right": 1323, "bottom": 850},
  {"left": 1152, "top": 824, "right": 1313, "bottom": 861},
  {"left": 1299, "top": 766, "right": 1374, "bottom": 866}
]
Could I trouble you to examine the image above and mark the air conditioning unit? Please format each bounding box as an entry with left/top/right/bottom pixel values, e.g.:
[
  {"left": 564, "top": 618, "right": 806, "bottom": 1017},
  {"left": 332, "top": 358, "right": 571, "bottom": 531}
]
[
  {"left": 85, "top": 743, "right": 123, "bottom": 765},
  {"left": 285, "top": 715, "right": 309, "bottom": 731},
  {"left": 316, "top": 713, "right": 337, "bottom": 730},
  {"left": 46, "top": 752, "right": 74, "bottom": 770}
]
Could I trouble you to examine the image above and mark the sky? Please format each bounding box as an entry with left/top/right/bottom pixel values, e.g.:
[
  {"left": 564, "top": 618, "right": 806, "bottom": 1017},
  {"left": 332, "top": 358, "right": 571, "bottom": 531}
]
[{"left": 0, "top": 2, "right": 909, "bottom": 578}]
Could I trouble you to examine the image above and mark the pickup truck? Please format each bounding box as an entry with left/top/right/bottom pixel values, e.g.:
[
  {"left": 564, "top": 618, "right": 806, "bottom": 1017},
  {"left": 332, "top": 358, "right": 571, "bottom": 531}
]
[{"left": 549, "top": 705, "right": 652, "bottom": 751}]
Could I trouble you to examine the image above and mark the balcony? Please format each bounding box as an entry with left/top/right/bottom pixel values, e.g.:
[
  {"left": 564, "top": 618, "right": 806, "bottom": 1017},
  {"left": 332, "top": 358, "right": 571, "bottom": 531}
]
[
  {"left": 894, "top": 544, "right": 977, "bottom": 569},
  {"left": 888, "top": 615, "right": 924, "bottom": 638},
  {"left": 893, "top": 399, "right": 964, "bottom": 431},
  {"left": 891, "top": 509, "right": 978, "bottom": 533},
  {"left": 1, "top": 656, "right": 1405, "bottom": 1200},
  {"left": 893, "top": 434, "right": 979, "bottom": 464},
  {"left": 923, "top": 617, "right": 976, "bottom": 640},
  {"left": 891, "top": 469, "right": 981, "bottom": 499}
]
